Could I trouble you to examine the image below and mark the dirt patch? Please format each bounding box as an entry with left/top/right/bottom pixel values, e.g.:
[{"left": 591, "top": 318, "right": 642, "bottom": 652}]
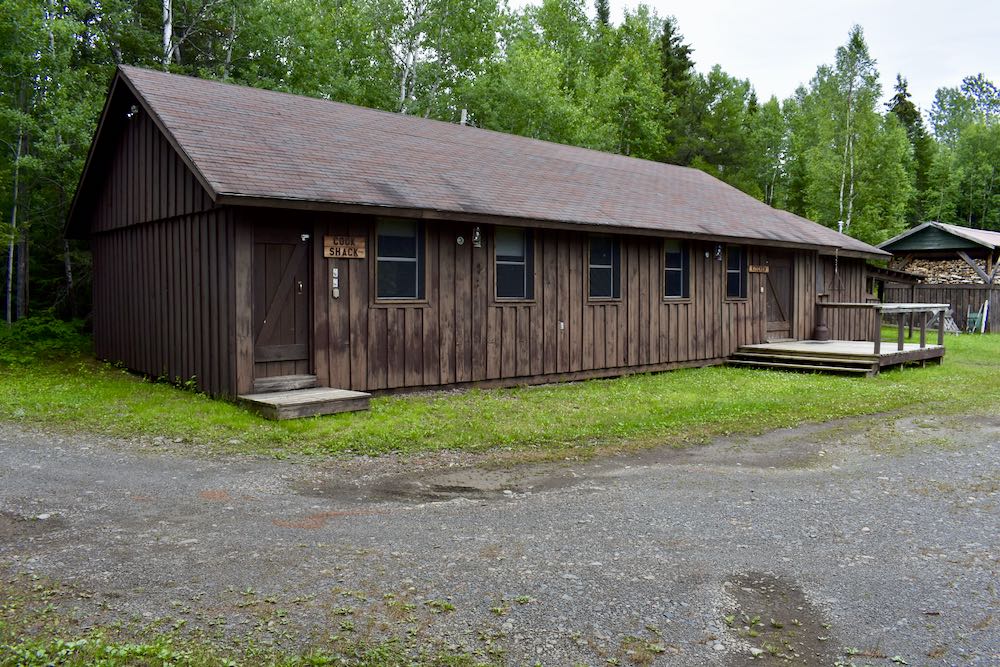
[
  {"left": 720, "top": 572, "right": 839, "bottom": 665},
  {"left": 0, "top": 511, "right": 66, "bottom": 540},
  {"left": 272, "top": 509, "right": 383, "bottom": 530}
]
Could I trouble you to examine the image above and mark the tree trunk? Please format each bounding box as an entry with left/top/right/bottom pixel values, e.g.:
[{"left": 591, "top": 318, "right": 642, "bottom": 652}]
[
  {"left": 5, "top": 123, "right": 22, "bottom": 324},
  {"left": 163, "top": 0, "right": 173, "bottom": 68},
  {"left": 223, "top": 8, "right": 237, "bottom": 80},
  {"left": 15, "top": 229, "right": 28, "bottom": 320}
]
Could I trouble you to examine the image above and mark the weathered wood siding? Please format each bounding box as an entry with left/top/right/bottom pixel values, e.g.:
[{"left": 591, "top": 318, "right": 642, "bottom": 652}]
[
  {"left": 90, "top": 104, "right": 212, "bottom": 233},
  {"left": 88, "top": 101, "right": 237, "bottom": 396},
  {"left": 884, "top": 284, "right": 998, "bottom": 333},
  {"left": 91, "top": 210, "right": 238, "bottom": 396},
  {"left": 817, "top": 256, "right": 874, "bottom": 340},
  {"left": 295, "top": 213, "right": 807, "bottom": 393}
]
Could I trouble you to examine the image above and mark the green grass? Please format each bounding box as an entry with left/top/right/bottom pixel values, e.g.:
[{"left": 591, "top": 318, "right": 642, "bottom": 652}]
[
  {"left": 1, "top": 333, "right": 998, "bottom": 460},
  {"left": 0, "top": 575, "right": 493, "bottom": 667}
]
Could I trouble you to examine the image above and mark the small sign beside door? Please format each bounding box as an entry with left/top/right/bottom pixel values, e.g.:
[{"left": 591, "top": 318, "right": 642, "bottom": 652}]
[
  {"left": 323, "top": 235, "right": 366, "bottom": 259},
  {"left": 749, "top": 264, "right": 770, "bottom": 273}
]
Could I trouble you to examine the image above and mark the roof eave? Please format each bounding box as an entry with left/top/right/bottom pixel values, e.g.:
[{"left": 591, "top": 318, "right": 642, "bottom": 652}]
[{"left": 217, "top": 192, "right": 856, "bottom": 252}]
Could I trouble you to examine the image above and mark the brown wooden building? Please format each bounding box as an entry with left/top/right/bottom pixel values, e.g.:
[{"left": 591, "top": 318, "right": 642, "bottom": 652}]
[{"left": 66, "top": 67, "right": 889, "bottom": 412}]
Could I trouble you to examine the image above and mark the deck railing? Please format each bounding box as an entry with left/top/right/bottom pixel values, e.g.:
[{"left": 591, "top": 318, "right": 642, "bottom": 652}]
[{"left": 815, "top": 302, "right": 950, "bottom": 355}]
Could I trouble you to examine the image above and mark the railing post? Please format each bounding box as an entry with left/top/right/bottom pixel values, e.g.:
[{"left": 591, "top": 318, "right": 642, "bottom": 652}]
[
  {"left": 937, "top": 307, "right": 945, "bottom": 346},
  {"left": 919, "top": 312, "right": 927, "bottom": 348},
  {"left": 897, "top": 314, "right": 905, "bottom": 351},
  {"left": 873, "top": 308, "right": 882, "bottom": 356}
]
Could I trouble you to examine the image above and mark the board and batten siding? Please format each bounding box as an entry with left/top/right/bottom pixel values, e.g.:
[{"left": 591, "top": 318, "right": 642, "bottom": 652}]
[
  {"left": 817, "top": 256, "right": 874, "bottom": 341},
  {"left": 884, "top": 284, "right": 998, "bottom": 333},
  {"left": 87, "top": 101, "right": 241, "bottom": 396},
  {"left": 91, "top": 210, "right": 239, "bottom": 397},
  {"left": 90, "top": 105, "right": 212, "bottom": 234},
  {"left": 294, "top": 214, "right": 797, "bottom": 393}
]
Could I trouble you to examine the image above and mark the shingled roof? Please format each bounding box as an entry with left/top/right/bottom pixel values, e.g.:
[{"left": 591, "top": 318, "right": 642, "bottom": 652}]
[{"left": 68, "top": 66, "right": 887, "bottom": 257}]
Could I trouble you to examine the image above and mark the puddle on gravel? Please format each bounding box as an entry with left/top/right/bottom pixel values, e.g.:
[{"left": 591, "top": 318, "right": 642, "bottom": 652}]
[
  {"left": 295, "top": 462, "right": 591, "bottom": 503},
  {"left": 721, "top": 572, "right": 839, "bottom": 666},
  {"left": 0, "top": 511, "right": 66, "bottom": 541},
  {"left": 293, "top": 415, "right": 903, "bottom": 505}
]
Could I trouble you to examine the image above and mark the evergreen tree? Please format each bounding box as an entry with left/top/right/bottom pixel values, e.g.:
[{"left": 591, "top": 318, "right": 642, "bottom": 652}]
[
  {"left": 595, "top": 0, "right": 610, "bottom": 28},
  {"left": 886, "top": 75, "right": 935, "bottom": 224}
]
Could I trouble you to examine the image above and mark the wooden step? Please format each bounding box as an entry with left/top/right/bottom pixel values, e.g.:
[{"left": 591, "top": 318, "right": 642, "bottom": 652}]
[
  {"left": 238, "top": 387, "right": 371, "bottom": 420},
  {"left": 252, "top": 374, "right": 318, "bottom": 393},
  {"left": 731, "top": 352, "right": 875, "bottom": 368},
  {"left": 736, "top": 345, "right": 878, "bottom": 362},
  {"left": 727, "top": 359, "right": 875, "bottom": 375}
]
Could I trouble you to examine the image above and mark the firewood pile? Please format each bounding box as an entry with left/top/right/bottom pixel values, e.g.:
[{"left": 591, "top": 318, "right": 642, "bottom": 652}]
[{"left": 901, "top": 258, "right": 990, "bottom": 285}]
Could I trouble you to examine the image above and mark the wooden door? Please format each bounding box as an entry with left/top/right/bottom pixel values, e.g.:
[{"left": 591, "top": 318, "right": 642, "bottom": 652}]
[
  {"left": 766, "top": 253, "right": 793, "bottom": 340},
  {"left": 253, "top": 228, "right": 312, "bottom": 378}
]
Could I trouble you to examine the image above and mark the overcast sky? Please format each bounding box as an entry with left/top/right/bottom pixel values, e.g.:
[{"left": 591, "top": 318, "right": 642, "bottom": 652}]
[{"left": 521, "top": 0, "right": 999, "bottom": 114}]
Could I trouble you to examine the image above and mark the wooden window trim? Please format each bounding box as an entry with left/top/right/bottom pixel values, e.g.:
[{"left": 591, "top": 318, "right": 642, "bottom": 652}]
[
  {"left": 493, "top": 227, "right": 537, "bottom": 304},
  {"left": 725, "top": 244, "right": 749, "bottom": 301},
  {"left": 372, "top": 219, "right": 428, "bottom": 304},
  {"left": 662, "top": 238, "right": 691, "bottom": 301},
  {"left": 587, "top": 235, "right": 622, "bottom": 302}
]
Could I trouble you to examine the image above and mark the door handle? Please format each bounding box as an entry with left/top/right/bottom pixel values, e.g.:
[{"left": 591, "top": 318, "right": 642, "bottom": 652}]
[{"left": 297, "top": 280, "right": 304, "bottom": 294}]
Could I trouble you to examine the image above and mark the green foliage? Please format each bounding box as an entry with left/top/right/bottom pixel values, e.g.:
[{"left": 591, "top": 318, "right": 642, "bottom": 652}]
[
  {"left": 784, "top": 26, "right": 913, "bottom": 244},
  {"left": 0, "top": 315, "right": 89, "bottom": 365},
  {"left": 2, "top": 334, "right": 999, "bottom": 459},
  {"left": 2, "top": 0, "right": 995, "bottom": 325}
]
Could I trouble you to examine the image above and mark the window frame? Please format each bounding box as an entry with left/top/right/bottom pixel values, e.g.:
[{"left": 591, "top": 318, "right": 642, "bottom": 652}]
[
  {"left": 494, "top": 227, "right": 535, "bottom": 302},
  {"left": 725, "top": 244, "right": 748, "bottom": 300},
  {"left": 373, "top": 218, "right": 427, "bottom": 303},
  {"left": 588, "top": 235, "right": 622, "bottom": 301},
  {"left": 662, "top": 239, "right": 691, "bottom": 300}
]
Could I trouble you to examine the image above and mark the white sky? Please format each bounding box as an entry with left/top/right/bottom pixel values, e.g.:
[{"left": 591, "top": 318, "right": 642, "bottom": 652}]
[{"left": 516, "top": 0, "right": 999, "bottom": 113}]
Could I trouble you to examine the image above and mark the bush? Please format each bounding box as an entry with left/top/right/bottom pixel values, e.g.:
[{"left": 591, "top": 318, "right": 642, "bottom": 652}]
[{"left": 0, "top": 315, "right": 90, "bottom": 364}]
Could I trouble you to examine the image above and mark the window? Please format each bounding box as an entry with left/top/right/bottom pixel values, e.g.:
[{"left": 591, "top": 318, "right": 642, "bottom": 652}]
[
  {"left": 663, "top": 240, "right": 690, "bottom": 299},
  {"left": 726, "top": 245, "right": 747, "bottom": 299},
  {"left": 376, "top": 219, "right": 425, "bottom": 299},
  {"left": 495, "top": 227, "right": 534, "bottom": 300},
  {"left": 589, "top": 236, "right": 621, "bottom": 299}
]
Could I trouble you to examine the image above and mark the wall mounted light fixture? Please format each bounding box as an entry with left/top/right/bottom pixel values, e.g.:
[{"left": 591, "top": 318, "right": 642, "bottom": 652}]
[
  {"left": 472, "top": 226, "right": 482, "bottom": 248},
  {"left": 714, "top": 244, "right": 723, "bottom": 261}
]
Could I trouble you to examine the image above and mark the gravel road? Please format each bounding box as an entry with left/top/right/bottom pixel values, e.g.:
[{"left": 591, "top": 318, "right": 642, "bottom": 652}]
[{"left": 1, "top": 411, "right": 998, "bottom": 666}]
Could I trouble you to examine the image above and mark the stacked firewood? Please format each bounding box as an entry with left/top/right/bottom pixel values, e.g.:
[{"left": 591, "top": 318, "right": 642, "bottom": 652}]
[{"left": 902, "top": 258, "right": 990, "bottom": 285}]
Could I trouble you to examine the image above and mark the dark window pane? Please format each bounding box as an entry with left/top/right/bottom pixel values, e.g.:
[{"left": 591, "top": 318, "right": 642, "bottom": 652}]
[
  {"left": 495, "top": 227, "right": 525, "bottom": 261},
  {"left": 590, "top": 267, "right": 612, "bottom": 298},
  {"left": 590, "top": 237, "right": 614, "bottom": 266},
  {"left": 727, "top": 272, "right": 742, "bottom": 298},
  {"left": 666, "top": 271, "right": 684, "bottom": 298},
  {"left": 378, "top": 219, "right": 417, "bottom": 258},
  {"left": 665, "top": 240, "right": 684, "bottom": 270},
  {"left": 377, "top": 260, "right": 417, "bottom": 299},
  {"left": 497, "top": 263, "right": 526, "bottom": 299},
  {"left": 727, "top": 247, "right": 743, "bottom": 271}
]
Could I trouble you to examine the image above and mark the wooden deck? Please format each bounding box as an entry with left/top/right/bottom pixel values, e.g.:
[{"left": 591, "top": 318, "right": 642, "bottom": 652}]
[
  {"left": 730, "top": 339, "right": 945, "bottom": 376},
  {"left": 238, "top": 387, "right": 371, "bottom": 420}
]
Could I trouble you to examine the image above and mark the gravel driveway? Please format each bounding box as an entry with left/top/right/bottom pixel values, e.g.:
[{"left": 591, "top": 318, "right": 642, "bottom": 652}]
[{"left": 1, "top": 412, "right": 998, "bottom": 666}]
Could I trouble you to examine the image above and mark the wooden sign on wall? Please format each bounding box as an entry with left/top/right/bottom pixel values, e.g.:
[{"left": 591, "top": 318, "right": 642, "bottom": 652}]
[
  {"left": 324, "top": 235, "right": 366, "bottom": 259},
  {"left": 748, "top": 264, "right": 770, "bottom": 273}
]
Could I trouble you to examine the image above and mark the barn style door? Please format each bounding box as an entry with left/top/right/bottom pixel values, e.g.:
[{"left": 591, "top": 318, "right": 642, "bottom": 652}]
[
  {"left": 252, "top": 228, "right": 312, "bottom": 378},
  {"left": 766, "top": 253, "right": 794, "bottom": 340}
]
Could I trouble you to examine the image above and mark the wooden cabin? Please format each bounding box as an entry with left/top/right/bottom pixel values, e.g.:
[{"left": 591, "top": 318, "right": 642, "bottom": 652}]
[{"left": 66, "top": 66, "right": 892, "bottom": 417}]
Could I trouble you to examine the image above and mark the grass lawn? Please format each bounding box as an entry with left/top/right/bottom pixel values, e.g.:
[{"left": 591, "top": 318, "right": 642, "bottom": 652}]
[{"left": 1, "top": 333, "right": 998, "bottom": 460}]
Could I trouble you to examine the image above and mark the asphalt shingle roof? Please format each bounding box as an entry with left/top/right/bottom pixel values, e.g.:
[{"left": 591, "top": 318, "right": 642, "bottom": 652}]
[{"left": 104, "top": 66, "right": 886, "bottom": 257}]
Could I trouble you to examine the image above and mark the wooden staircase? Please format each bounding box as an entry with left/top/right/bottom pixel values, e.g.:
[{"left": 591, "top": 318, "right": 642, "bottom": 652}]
[
  {"left": 728, "top": 346, "right": 878, "bottom": 376},
  {"left": 240, "top": 375, "right": 371, "bottom": 420}
]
